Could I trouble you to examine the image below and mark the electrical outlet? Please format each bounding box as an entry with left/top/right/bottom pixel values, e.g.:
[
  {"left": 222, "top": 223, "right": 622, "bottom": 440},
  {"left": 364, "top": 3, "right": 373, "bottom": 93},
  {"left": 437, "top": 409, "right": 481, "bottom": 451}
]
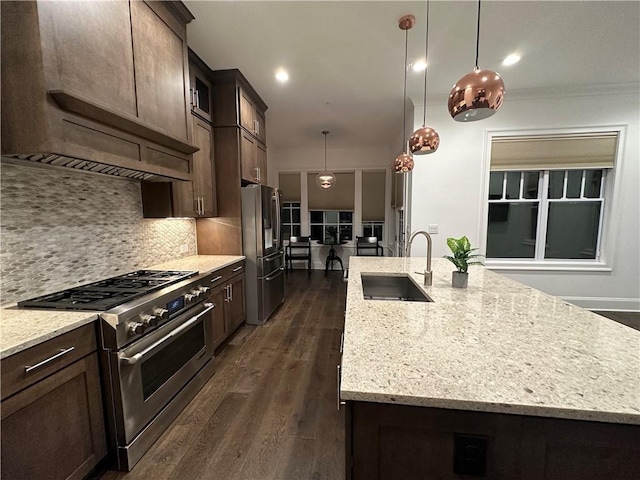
[
  {"left": 428, "top": 224, "right": 439, "bottom": 234},
  {"left": 180, "top": 244, "right": 189, "bottom": 254}
]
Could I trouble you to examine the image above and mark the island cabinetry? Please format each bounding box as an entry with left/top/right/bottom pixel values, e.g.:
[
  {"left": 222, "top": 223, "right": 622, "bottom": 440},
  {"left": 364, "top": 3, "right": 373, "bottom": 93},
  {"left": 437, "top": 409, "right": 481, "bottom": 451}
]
[
  {"left": 1, "top": 323, "right": 107, "bottom": 480},
  {"left": 209, "top": 262, "right": 246, "bottom": 350},
  {"left": 347, "top": 401, "right": 640, "bottom": 480},
  {"left": 1, "top": 1, "right": 197, "bottom": 181}
]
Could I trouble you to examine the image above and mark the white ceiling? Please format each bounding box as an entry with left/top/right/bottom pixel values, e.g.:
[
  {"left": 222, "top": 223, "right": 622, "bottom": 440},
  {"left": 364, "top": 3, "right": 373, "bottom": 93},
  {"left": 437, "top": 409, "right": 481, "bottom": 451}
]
[{"left": 185, "top": 1, "right": 640, "bottom": 151}]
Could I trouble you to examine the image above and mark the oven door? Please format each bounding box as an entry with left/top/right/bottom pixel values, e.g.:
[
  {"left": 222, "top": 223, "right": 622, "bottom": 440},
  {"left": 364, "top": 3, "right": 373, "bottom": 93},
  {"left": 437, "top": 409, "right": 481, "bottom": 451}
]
[{"left": 112, "top": 300, "right": 215, "bottom": 444}]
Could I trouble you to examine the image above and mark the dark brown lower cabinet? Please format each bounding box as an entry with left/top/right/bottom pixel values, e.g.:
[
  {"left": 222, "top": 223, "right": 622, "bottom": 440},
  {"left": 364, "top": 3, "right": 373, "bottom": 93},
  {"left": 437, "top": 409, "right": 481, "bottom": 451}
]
[
  {"left": 347, "top": 401, "right": 640, "bottom": 480},
  {"left": 209, "top": 263, "right": 246, "bottom": 353},
  {"left": 1, "top": 352, "right": 107, "bottom": 480}
]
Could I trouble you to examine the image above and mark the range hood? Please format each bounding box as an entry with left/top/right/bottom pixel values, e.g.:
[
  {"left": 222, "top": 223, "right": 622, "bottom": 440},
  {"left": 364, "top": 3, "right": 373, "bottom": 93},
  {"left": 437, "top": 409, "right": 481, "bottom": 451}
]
[{"left": 1, "top": 1, "right": 196, "bottom": 183}]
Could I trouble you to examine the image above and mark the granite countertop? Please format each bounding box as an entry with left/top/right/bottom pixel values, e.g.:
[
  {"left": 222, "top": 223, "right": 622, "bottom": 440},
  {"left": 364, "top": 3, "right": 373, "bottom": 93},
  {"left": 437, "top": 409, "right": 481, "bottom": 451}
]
[
  {"left": 0, "top": 255, "right": 245, "bottom": 359},
  {"left": 341, "top": 256, "right": 640, "bottom": 425}
]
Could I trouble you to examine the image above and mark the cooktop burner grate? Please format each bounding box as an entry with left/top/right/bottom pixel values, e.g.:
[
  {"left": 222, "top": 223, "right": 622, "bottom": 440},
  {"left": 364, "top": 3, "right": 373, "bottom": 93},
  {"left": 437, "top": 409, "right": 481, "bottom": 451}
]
[{"left": 17, "top": 269, "right": 198, "bottom": 311}]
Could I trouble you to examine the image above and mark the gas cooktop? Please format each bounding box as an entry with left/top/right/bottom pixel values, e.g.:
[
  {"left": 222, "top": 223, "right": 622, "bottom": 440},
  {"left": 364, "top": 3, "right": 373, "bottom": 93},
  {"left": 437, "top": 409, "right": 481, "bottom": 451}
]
[{"left": 17, "top": 270, "right": 198, "bottom": 311}]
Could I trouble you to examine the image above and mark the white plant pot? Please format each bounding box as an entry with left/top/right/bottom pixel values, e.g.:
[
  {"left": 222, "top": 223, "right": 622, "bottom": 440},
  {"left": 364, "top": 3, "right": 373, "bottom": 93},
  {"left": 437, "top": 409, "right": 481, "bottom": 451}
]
[{"left": 452, "top": 271, "right": 468, "bottom": 288}]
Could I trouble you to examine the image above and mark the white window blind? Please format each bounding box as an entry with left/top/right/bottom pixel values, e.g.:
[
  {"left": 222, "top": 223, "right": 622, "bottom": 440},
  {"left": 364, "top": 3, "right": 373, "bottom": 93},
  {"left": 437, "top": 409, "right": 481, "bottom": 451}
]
[
  {"left": 491, "top": 133, "right": 618, "bottom": 171},
  {"left": 278, "top": 173, "right": 301, "bottom": 202},
  {"left": 362, "top": 171, "right": 386, "bottom": 221},
  {"left": 307, "top": 172, "right": 354, "bottom": 210}
]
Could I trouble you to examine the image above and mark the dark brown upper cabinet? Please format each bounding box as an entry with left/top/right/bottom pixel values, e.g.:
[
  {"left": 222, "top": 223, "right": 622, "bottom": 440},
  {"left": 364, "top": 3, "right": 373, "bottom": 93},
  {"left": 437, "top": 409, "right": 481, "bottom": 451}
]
[
  {"left": 189, "top": 50, "right": 213, "bottom": 122},
  {"left": 210, "top": 69, "right": 268, "bottom": 185},
  {"left": 1, "top": 1, "right": 197, "bottom": 181}
]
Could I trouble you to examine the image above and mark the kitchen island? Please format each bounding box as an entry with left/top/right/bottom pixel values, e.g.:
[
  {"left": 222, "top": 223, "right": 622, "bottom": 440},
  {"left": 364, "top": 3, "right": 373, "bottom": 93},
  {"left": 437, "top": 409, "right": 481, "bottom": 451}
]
[{"left": 341, "top": 257, "right": 640, "bottom": 479}]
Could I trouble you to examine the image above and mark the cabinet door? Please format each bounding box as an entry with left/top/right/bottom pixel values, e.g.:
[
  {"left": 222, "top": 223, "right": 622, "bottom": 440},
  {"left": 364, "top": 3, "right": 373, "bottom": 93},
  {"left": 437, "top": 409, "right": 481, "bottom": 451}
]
[
  {"left": 1, "top": 354, "right": 107, "bottom": 480},
  {"left": 239, "top": 88, "right": 255, "bottom": 134},
  {"left": 255, "top": 109, "right": 267, "bottom": 144},
  {"left": 131, "top": 1, "right": 190, "bottom": 141},
  {"left": 225, "top": 275, "right": 246, "bottom": 333},
  {"left": 193, "top": 117, "right": 217, "bottom": 216},
  {"left": 190, "top": 65, "right": 212, "bottom": 122},
  {"left": 256, "top": 142, "right": 267, "bottom": 185},
  {"left": 210, "top": 286, "right": 227, "bottom": 350},
  {"left": 240, "top": 129, "right": 257, "bottom": 183},
  {"left": 38, "top": 1, "right": 137, "bottom": 117}
]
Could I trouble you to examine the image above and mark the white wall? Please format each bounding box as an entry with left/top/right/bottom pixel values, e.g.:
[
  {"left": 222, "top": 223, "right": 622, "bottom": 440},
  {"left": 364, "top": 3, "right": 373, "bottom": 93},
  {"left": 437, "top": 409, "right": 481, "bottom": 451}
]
[{"left": 409, "top": 87, "right": 640, "bottom": 311}]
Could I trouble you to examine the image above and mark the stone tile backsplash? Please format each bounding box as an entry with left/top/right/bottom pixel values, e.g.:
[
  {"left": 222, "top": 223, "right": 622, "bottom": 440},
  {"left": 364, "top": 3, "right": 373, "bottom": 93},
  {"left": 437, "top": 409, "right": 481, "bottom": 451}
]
[{"left": 0, "top": 162, "right": 197, "bottom": 305}]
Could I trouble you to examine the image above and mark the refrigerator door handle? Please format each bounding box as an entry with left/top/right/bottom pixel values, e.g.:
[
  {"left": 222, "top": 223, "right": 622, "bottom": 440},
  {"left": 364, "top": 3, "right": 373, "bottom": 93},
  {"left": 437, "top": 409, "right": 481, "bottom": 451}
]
[
  {"left": 274, "top": 190, "right": 282, "bottom": 249},
  {"left": 264, "top": 266, "right": 285, "bottom": 281}
]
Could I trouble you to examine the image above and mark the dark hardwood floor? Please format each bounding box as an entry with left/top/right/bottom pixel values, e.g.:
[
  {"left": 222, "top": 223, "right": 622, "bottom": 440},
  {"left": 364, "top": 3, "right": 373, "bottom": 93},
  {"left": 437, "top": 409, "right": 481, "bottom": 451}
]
[
  {"left": 98, "top": 270, "right": 346, "bottom": 480},
  {"left": 593, "top": 310, "right": 640, "bottom": 331}
]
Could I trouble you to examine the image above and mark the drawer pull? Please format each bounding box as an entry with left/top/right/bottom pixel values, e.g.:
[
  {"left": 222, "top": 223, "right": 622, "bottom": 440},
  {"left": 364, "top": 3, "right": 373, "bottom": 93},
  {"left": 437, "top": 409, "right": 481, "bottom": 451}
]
[
  {"left": 25, "top": 347, "right": 75, "bottom": 374},
  {"left": 232, "top": 266, "right": 243, "bottom": 272},
  {"left": 210, "top": 275, "right": 223, "bottom": 283}
]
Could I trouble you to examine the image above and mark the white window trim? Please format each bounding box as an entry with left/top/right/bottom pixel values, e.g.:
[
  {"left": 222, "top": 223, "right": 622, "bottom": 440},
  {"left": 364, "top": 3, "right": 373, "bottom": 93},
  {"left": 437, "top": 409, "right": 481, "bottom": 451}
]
[{"left": 478, "top": 125, "right": 626, "bottom": 272}]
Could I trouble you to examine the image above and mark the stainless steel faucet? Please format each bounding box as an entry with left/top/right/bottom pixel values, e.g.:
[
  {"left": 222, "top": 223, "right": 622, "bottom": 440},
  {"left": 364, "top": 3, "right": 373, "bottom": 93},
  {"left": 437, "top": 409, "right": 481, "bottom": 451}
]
[{"left": 405, "top": 230, "right": 433, "bottom": 286}]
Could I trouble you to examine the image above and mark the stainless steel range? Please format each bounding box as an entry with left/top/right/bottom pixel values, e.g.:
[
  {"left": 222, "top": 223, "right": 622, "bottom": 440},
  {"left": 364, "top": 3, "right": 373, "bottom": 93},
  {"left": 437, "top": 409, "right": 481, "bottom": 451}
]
[{"left": 18, "top": 269, "right": 219, "bottom": 471}]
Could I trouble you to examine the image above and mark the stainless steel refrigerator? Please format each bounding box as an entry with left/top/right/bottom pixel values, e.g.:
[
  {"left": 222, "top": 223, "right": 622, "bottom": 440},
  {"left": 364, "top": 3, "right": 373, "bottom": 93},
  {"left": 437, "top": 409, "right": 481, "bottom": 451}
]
[{"left": 241, "top": 184, "right": 285, "bottom": 325}]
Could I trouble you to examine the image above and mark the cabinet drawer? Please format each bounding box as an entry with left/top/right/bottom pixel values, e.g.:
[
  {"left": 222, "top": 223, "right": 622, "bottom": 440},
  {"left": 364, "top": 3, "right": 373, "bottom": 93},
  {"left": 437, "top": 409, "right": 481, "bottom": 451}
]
[
  {"left": 1, "top": 323, "right": 97, "bottom": 401},
  {"left": 208, "top": 261, "right": 245, "bottom": 289}
]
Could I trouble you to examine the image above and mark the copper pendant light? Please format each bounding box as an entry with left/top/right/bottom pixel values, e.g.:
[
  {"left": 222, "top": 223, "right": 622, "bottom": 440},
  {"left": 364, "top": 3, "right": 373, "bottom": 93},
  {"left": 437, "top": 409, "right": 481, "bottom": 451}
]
[
  {"left": 393, "top": 15, "right": 415, "bottom": 173},
  {"left": 409, "top": 0, "right": 440, "bottom": 155},
  {"left": 448, "top": 0, "right": 505, "bottom": 122},
  {"left": 316, "top": 131, "right": 336, "bottom": 189}
]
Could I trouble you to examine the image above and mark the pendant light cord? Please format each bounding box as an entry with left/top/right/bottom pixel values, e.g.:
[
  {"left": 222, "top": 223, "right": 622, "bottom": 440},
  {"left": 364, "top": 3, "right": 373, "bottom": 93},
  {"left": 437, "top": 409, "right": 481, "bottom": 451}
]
[
  {"left": 401, "top": 28, "right": 408, "bottom": 152},
  {"left": 422, "top": 0, "right": 430, "bottom": 126},
  {"left": 475, "top": 0, "right": 481, "bottom": 68},
  {"left": 323, "top": 131, "right": 328, "bottom": 170}
]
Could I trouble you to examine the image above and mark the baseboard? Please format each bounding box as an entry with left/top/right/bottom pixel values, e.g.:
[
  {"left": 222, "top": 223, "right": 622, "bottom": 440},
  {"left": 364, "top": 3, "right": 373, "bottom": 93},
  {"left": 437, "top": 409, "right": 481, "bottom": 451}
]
[{"left": 562, "top": 296, "right": 640, "bottom": 312}]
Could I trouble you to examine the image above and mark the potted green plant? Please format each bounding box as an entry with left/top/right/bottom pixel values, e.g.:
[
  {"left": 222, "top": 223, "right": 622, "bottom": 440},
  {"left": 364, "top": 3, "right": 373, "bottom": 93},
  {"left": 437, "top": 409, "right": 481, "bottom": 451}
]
[{"left": 443, "top": 236, "right": 483, "bottom": 288}]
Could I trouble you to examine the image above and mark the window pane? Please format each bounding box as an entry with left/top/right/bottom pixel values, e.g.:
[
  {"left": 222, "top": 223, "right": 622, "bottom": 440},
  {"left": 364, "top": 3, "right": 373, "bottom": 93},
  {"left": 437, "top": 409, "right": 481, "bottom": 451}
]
[
  {"left": 545, "top": 202, "right": 601, "bottom": 259},
  {"left": 282, "top": 225, "right": 291, "bottom": 240},
  {"left": 363, "top": 225, "right": 373, "bottom": 236},
  {"left": 584, "top": 170, "right": 603, "bottom": 198},
  {"left": 292, "top": 208, "right": 300, "bottom": 223},
  {"left": 325, "top": 226, "right": 338, "bottom": 243},
  {"left": 310, "top": 211, "right": 323, "bottom": 223},
  {"left": 523, "top": 172, "right": 539, "bottom": 199},
  {"left": 282, "top": 208, "right": 291, "bottom": 223},
  {"left": 340, "top": 225, "right": 352, "bottom": 241},
  {"left": 310, "top": 225, "right": 323, "bottom": 240},
  {"left": 487, "top": 203, "right": 538, "bottom": 258},
  {"left": 373, "top": 224, "right": 383, "bottom": 239},
  {"left": 292, "top": 225, "right": 301, "bottom": 237},
  {"left": 339, "top": 211, "right": 353, "bottom": 223},
  {"left": 506, "top": 172, "right": 521, "bottom": 199},
  {"left": 566, "top": 170, "right": 582, "bottom": 198},
  {"left": 326, "top": 211, "right": 338, "bottom": 223},
  {"left": 489, "top": 172, "right": 504, "bottom": 200},
  {"left": 291, "top": 202, "right": 301, "bottom": 208},
  {"left": 548, "top": 171, "right": 565, "bottom": 199}
]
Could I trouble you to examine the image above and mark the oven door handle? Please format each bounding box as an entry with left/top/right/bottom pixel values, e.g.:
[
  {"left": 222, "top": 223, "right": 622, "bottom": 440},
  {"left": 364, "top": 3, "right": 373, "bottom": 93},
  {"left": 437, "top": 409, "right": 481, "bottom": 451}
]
[{"left": 119, "top": 303, "right": 215, "bottom": 365}]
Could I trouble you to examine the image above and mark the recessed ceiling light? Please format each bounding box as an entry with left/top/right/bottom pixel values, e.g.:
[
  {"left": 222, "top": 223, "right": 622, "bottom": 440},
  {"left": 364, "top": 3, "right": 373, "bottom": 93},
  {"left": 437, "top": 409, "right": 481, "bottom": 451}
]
[
  {"left": 275, "top": 69, "right": 289, "bottom": 83},
  {"left": 412, "top": 60, "right": 427, "bottom": 72},
  {"left": 502, "top": 53, "right": 521, "bottom": 66}
]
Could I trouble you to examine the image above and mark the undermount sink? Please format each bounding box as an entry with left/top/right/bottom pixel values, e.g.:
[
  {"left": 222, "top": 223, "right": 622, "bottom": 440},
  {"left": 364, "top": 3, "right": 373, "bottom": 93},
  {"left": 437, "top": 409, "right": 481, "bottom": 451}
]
[{"left": 361, "top": 274, "right": 433, "bottom": 302}]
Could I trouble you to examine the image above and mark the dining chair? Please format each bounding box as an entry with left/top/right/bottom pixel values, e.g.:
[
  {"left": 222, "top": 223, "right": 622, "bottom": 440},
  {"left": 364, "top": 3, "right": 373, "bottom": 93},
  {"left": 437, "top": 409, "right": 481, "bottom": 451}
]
[
  {"left": 356, "top": 236, "right": 383, "bottom": 256},
  {"left": 286, "top": 236, "right": 312, "bottom": 271}
]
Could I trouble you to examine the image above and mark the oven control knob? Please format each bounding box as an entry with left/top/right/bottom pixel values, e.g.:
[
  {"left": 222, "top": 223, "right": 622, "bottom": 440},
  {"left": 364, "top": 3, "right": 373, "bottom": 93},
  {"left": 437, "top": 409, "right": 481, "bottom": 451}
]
[
  {"left": 185, "top": 293, "right": 196, "bottom": 304},
  {"left": 128, "top": 322, "right": 145, "bottom": 336},
  {"left": 140, "top": 313, "right": 157, "bottom": 327},
  {"left": 153, "top": 307, "right": 169, "bottom": 320},
  {"left": 199, "top": 286, "right": 211, "bottom": 294},
  {"left": 192, "top": 288, "right": 203, "bottom": 299}
]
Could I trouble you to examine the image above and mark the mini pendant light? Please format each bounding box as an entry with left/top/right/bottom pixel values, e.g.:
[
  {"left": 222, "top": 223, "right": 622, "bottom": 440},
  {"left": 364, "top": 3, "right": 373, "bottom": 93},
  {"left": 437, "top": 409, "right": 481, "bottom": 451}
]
[
  {"left": 409, "top": 0, "right": 440, "bottom": 155},
  {"left": 316, "top": 130, "right": 336, "bottom": 189},
  {"left": 448, "top": 0, "right": 505, "bottom": 122},
  {"left": 393, "top": 15, "right": 415, "bottom": 173}
]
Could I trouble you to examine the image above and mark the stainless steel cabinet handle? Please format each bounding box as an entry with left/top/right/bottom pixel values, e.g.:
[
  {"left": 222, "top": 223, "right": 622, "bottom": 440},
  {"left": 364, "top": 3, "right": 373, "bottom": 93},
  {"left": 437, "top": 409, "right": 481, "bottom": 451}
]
[
  {"left": 197, "top": 197, "right": 201, "bottom": 215},
  {"left": 336, "top": 364, "right": 346, "bottom": 410},
  {"left": 120, "top": 303, "right": 215, "bottom": 365},
  {"left": 224, "top": 285, "right": 230, "bottom": 302},
  {"left": 210, "top": 275, "right": 223, "bottom": 284},
  {"left": 230, "top": 284, "right": 233, "bottom": 301},
  {"left": 25, "top": 347, "right": 75, "bottom": 374},
  {"left": 232, "top": 266, "right": 243, "bottom": 272},
  {"left": 340, "top": 332, "right": 344, "bottom": 354},
  {"left": 194, "top": 89, "right": 199, "bottom": 109}
]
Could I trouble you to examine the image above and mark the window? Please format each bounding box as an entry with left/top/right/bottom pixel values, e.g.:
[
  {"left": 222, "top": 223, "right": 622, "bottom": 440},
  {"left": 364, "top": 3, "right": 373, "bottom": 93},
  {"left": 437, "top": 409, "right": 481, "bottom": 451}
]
[
  {"left": 487, "top": 169, "right": 606, "bottom": 260},
  {"left": 362, "top": 221, "right": 384, "bottom": 239},
  {"left": 310, "top": 211, "right": 353, "bottom": 243},
  {"left": 282, "top": 202, "right": 301, "bottom": 239}
]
